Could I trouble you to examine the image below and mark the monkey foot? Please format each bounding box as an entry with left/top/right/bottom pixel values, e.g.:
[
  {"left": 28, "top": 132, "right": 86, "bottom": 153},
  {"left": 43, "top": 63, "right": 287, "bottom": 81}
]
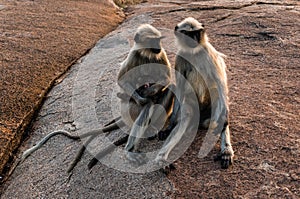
[
  {"left": 154, "top": 155, "right": 171, "bottom": 169},
  {"left": 159, "top": 163, "right": 176, "bottom": 175},
  {"left": 126, "top": 151, "right": 148, "bottom": 165},
  {"left": 158, "top": 130, "right": 171, "bottom": 140},
  {"left": 215, "top": 147, "right": 234, "bottom": 169}
]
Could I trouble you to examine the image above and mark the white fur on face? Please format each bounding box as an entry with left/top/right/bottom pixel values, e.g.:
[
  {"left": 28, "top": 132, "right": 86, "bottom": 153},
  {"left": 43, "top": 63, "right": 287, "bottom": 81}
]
[
  {"left": 176, "top": 17, "right": 204, "bottom": 31},
  {"left": 136, "top": 24, "right": 161, "bottom": 42},
  {"left": 175, "top": 17, "right": 207, "bottom": 54}
]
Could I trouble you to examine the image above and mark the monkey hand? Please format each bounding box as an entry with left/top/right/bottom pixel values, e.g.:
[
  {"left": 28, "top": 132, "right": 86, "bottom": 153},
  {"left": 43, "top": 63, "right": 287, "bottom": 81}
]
[
  {"left": 140, "top": 86, "right": 158, "bottom": 97},
  {"left": 117, "top": 92, "right": 131, "bottom": 101},
  {"left": 137, "top": 97, "right": 151, "bottom": 105},
  {"left": 158, "top": 130, "right": 171, "bottom": 141},
  {"left": 132, "top": 93, "right": 150, "bottom": 105},
  {"left": 154, "top": 155, "right": 171, "bottom": 171},
  {"left": 214, "top": 145, "right": 234, "bottom": 169},
  {"left": 159, "top": 163, "right": 176, "bottom": 175},
  {"left": 146, "top": 84, "right": 165, "bottom": 96},
  {"left": 220, "top": 145, "right": 234, "bottom": 169}
]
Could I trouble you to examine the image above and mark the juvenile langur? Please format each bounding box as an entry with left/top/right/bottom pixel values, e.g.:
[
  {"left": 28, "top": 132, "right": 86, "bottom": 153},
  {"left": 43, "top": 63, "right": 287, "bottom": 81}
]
[{"left": 155, "top": 17, "right": 234, "bottom": 169}]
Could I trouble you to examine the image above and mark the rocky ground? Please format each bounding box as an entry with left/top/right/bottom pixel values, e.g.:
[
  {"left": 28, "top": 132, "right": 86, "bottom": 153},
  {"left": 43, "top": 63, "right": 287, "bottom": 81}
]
[
  {"left": 0, "top": 0, "right": 123, "bottom": 176},
  {"left": 1, "top": 0, "right": 299, "bottom": 198}
]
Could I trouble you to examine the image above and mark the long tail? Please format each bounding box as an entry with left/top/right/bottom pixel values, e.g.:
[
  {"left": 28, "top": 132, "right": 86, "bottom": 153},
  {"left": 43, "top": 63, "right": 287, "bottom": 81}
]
[
  {"left": 67, "top": 134, "right": 97, "bottom": 173},
  {"left": 87, "top": 135, "right": 129, "bottom": 170},
  {"left": 67, "top": 118, "right": 126, "bottom": 173},
  {"left": 78, "top": 118, "right": 125, "bottom": 138},
  {"left": 21, "top": 118, "right": 126, "bottom": 164},
  {"left": 21, "top": 130, "right": 80, "bottom": 162}
]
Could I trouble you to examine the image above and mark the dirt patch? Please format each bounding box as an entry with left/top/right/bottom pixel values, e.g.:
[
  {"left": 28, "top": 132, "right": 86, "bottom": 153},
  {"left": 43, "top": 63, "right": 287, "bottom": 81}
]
[
  {"left": 0, "top": 0, "right": 299, "bottom": 198},
  {"left": 0, "top": 0, "right": 124, "bottom": 174},
  {"left": 148, "top": 1, "right": 300, "bottom": 198},
  {"left": 114, "top": 0, "right": 142, "bottom": 8},
  {"left": 120, "top": 0, "right": 300, "bottom": 197}
]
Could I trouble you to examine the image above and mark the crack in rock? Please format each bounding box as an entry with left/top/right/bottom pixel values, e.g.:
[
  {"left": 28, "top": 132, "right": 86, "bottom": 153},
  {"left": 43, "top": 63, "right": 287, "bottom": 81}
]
[{"left": 156, "top": 1, "right": 297, "bottom": 14}]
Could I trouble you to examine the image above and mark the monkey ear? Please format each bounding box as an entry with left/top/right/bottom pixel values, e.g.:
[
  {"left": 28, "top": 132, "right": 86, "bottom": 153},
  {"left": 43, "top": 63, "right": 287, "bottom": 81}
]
[{"left": 134, "top": 33, "right": 141, "bottom": 43}]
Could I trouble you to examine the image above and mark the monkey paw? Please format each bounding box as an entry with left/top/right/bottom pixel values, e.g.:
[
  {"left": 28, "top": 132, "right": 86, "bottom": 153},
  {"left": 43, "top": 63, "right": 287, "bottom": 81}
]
[
  {"left": 154, "top": 155, "right": 170, "bottom": 168},
  {"left": 158, "top": 130, "right": 171, "bottom": 140},
  {"left": 159, "top": 163, "right": 176, "bottom": 175},
  {"left": 126, "top": 151, "right": 148, "bottom": 165},
  {"left": 136, "top": 97, "right": 150, "bottom": 106},
  {"left": 218, "top": 146, "right": 234, "bottom": 169}
]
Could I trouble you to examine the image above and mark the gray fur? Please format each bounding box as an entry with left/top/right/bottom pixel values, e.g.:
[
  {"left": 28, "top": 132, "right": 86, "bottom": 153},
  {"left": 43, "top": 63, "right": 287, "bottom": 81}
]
[
  {"left": 117, "top": 24, "right": 174, "bottom": 165},
  {"left": 155, "top": 17, "right": 234, "bottom": 169}
]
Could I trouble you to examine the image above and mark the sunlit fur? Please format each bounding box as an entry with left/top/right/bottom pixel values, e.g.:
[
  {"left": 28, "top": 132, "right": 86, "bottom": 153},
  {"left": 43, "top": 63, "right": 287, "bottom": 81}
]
[
  {"left": 132, "top": 24, "right": 167, "bottom": 60},
  {"left": 117, "top": 24, "right": 171, "bottom": 127},
  {"left": 117, "top": 24, "right": 175, "bottom": 164},
  {"left": 175, "top": 18, "right": 228, "bottom": 109},
  {"left": 156, "top": 17, "right": 234, "bottom": 169}
]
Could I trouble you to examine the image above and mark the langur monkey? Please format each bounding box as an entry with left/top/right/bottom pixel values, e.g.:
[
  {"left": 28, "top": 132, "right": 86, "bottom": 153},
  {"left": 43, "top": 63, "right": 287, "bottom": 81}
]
[
  {"left": 92, "top": 24, "right": 174, "bottom": 166},
  {"left": 21, "top": 24, "right": 174, "bottom": 172},
  {"left": 155, "top": 17, "right": 234, "bottom": 169}
]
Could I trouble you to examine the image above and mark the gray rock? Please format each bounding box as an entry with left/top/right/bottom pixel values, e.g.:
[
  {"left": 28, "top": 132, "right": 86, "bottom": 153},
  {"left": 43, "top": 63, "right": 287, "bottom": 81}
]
[{"left": 1, "top": 14, "right": 173, "bottom": 199}]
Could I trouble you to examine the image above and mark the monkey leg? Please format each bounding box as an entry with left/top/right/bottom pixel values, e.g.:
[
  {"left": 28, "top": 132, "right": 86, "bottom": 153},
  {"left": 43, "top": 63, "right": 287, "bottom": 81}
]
[
  {"left": 88, "top": 135, "right": 129, "bottom": 170},
  {"left": 209, "top": 88, "right": 234, "bottom": 169},
  {"left": 155, "top": 97, "right": 199, "bottom": 168},
  {"left": 125, "top": 103, "right": 153, "bottom": 165},
  {"left": 125, "top": 85, "right": 175, "bottom": 165},
  {"left": 219, "top": 121, "right": 234, "bottom": 169},
  {"left": 152, "top": 84, "right": 176, "bottom": 140},
  {"left": 67, "top": 118, "right": 125, "bottom": 173},
  {"left": 158, "top": 96, "right": 179, "bottom": 140}
]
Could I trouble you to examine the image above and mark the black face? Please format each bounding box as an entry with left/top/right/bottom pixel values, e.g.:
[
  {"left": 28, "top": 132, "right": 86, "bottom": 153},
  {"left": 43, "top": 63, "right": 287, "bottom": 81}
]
[
  {"left": 150, "top": 48, "right": 161, "bottom": 54},
  {"left": 175, "top": 25, "right": 203, "bottom": 48},
  {"left": 147, "top": 38, "right": 162, "bottom": 54}
]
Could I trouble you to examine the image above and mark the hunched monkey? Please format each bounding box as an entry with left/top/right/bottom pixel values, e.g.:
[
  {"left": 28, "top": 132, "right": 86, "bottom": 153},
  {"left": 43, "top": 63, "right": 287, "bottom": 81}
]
[
  {"left": 95, "top": 24, "right": 174, "bottom": 165},
  {"left": 155, "top": 17, "right": 234, "bottom": 169},
  {"left": 21, "top": 24, "right": 174, "bottom": 172}
]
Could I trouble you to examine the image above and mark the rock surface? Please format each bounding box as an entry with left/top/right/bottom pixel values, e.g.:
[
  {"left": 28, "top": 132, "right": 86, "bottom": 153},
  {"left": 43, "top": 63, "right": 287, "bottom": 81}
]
[
  {"left": 1, "top": 0, "right": 299, "bottom": 198},
  {"left": 0, "top": 0, "right": 124, "bottom": 175}
]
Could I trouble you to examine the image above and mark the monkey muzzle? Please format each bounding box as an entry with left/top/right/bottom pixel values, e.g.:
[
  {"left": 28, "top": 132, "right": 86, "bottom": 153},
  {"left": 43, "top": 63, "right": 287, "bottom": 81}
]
[
  {"left": 174, "top": 27, "right": 201, "bottom": 48},
  {"left": 150, "top": 48, "right": 161, "bottom": 54}
]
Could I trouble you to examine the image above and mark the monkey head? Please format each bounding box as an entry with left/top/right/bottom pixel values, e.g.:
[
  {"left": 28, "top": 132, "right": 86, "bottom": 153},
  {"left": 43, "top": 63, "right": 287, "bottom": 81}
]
[
  {"left": 134, "top": 24, "right": 165, "bottom": 55},
  {"left": 175, "top": 17, "right": 207, "bottom": 50}
]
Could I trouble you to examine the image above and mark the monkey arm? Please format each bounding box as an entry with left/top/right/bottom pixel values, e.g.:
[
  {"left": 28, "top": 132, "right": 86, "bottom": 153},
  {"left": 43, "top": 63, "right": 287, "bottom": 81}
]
[
  {"left": 208, "top": 77, "right": 233, "bottom": 169},
  {"left": 138, "top": 83, "right": 165, "bottom": 97},
  {"left": 208, "top": 64, "right": 229, "bottom": 127},
  {"left": 117, "top": 63, "right": 141, "bottom": 102},
  {"left": 165, "top": 58, "right": 189, "bottom": 128},
  {"left": 148, "top": 77, "right": 171, "bottom": 95},
  {"left": 155, "top": 95, "right": 199, "bottom": 166},
  {"left": 117, "top": 61, "right": 147, "bottom": 104},
  {"left": 117, "top": 92, "right": 131, "bottom": 101}
]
